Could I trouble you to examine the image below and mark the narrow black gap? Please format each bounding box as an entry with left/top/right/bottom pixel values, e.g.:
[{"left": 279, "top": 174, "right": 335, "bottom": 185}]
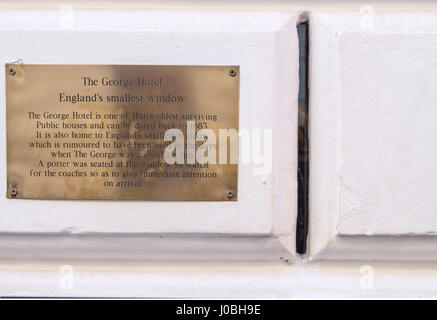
[{"left": 296, "top": 21, "right": 309, "bottom": 255}]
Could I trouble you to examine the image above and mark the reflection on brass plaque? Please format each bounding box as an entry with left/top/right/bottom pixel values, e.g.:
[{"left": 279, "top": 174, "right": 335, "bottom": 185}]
[{"left": 6, "top": 65, "right": 239, "bottom": 200}]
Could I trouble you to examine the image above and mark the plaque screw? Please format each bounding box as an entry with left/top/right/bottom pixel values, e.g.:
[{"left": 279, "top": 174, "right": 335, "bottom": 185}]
[
  {"left": 229, "top": 69, "right": 237, "bottom": 77},
  {"left": 10, "top": 187, "right": 18, "bottom": 197},
  {"left": 226, "top": 190, "right": 235, "bottom": 199},
  {"left": 8, "top": 67, "right": 16, "bottom": 76}
]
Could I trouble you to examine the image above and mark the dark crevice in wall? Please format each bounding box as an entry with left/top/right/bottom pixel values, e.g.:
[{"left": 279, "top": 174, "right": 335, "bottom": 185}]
[{"left": 296, "top": 21, "right": 309, "bottom": 255}]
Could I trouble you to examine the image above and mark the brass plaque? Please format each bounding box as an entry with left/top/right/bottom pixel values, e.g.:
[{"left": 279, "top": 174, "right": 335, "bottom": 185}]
[{"left": 6, "top": 65, "right": 239, "bottom": 200}]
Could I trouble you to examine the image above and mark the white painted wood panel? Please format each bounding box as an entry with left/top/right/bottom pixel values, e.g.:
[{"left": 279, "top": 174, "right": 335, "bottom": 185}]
[
  {"left": 309, "top": 12, "right": 437, "bottom": 261},
  {"left": 0, "top": 10, "right": 298, "bottom": 242}
]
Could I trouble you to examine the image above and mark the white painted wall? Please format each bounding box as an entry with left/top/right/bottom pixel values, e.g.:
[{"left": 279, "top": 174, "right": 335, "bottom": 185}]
[
  {"left": 309, "top": 12, "right": 437, "bottom": 262},
  {"left": 2, "top": 1, "right": 437, "bottom": 298}
]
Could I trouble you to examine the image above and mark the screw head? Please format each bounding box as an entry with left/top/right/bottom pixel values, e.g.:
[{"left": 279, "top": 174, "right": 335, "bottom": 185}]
[
  {"left": 8, "top": 67, "right": 16, "bottom": 75},
  {"left": 10, "top": 187, "right": 18, "bottom": 197},
  {"left": 226, "top": 190, "right": 235, "bottom": 199},
  {"left": 229, "top": 69, "right": 237, "bottom": 77}
]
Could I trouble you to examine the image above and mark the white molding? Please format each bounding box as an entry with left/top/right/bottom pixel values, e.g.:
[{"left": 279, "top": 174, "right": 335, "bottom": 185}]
[
  {"left": 0, "top": 233, "right": 293, "bottom": 262},
  {"left": 3, "top": 257, "right": 437, "bottom": 298}
]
